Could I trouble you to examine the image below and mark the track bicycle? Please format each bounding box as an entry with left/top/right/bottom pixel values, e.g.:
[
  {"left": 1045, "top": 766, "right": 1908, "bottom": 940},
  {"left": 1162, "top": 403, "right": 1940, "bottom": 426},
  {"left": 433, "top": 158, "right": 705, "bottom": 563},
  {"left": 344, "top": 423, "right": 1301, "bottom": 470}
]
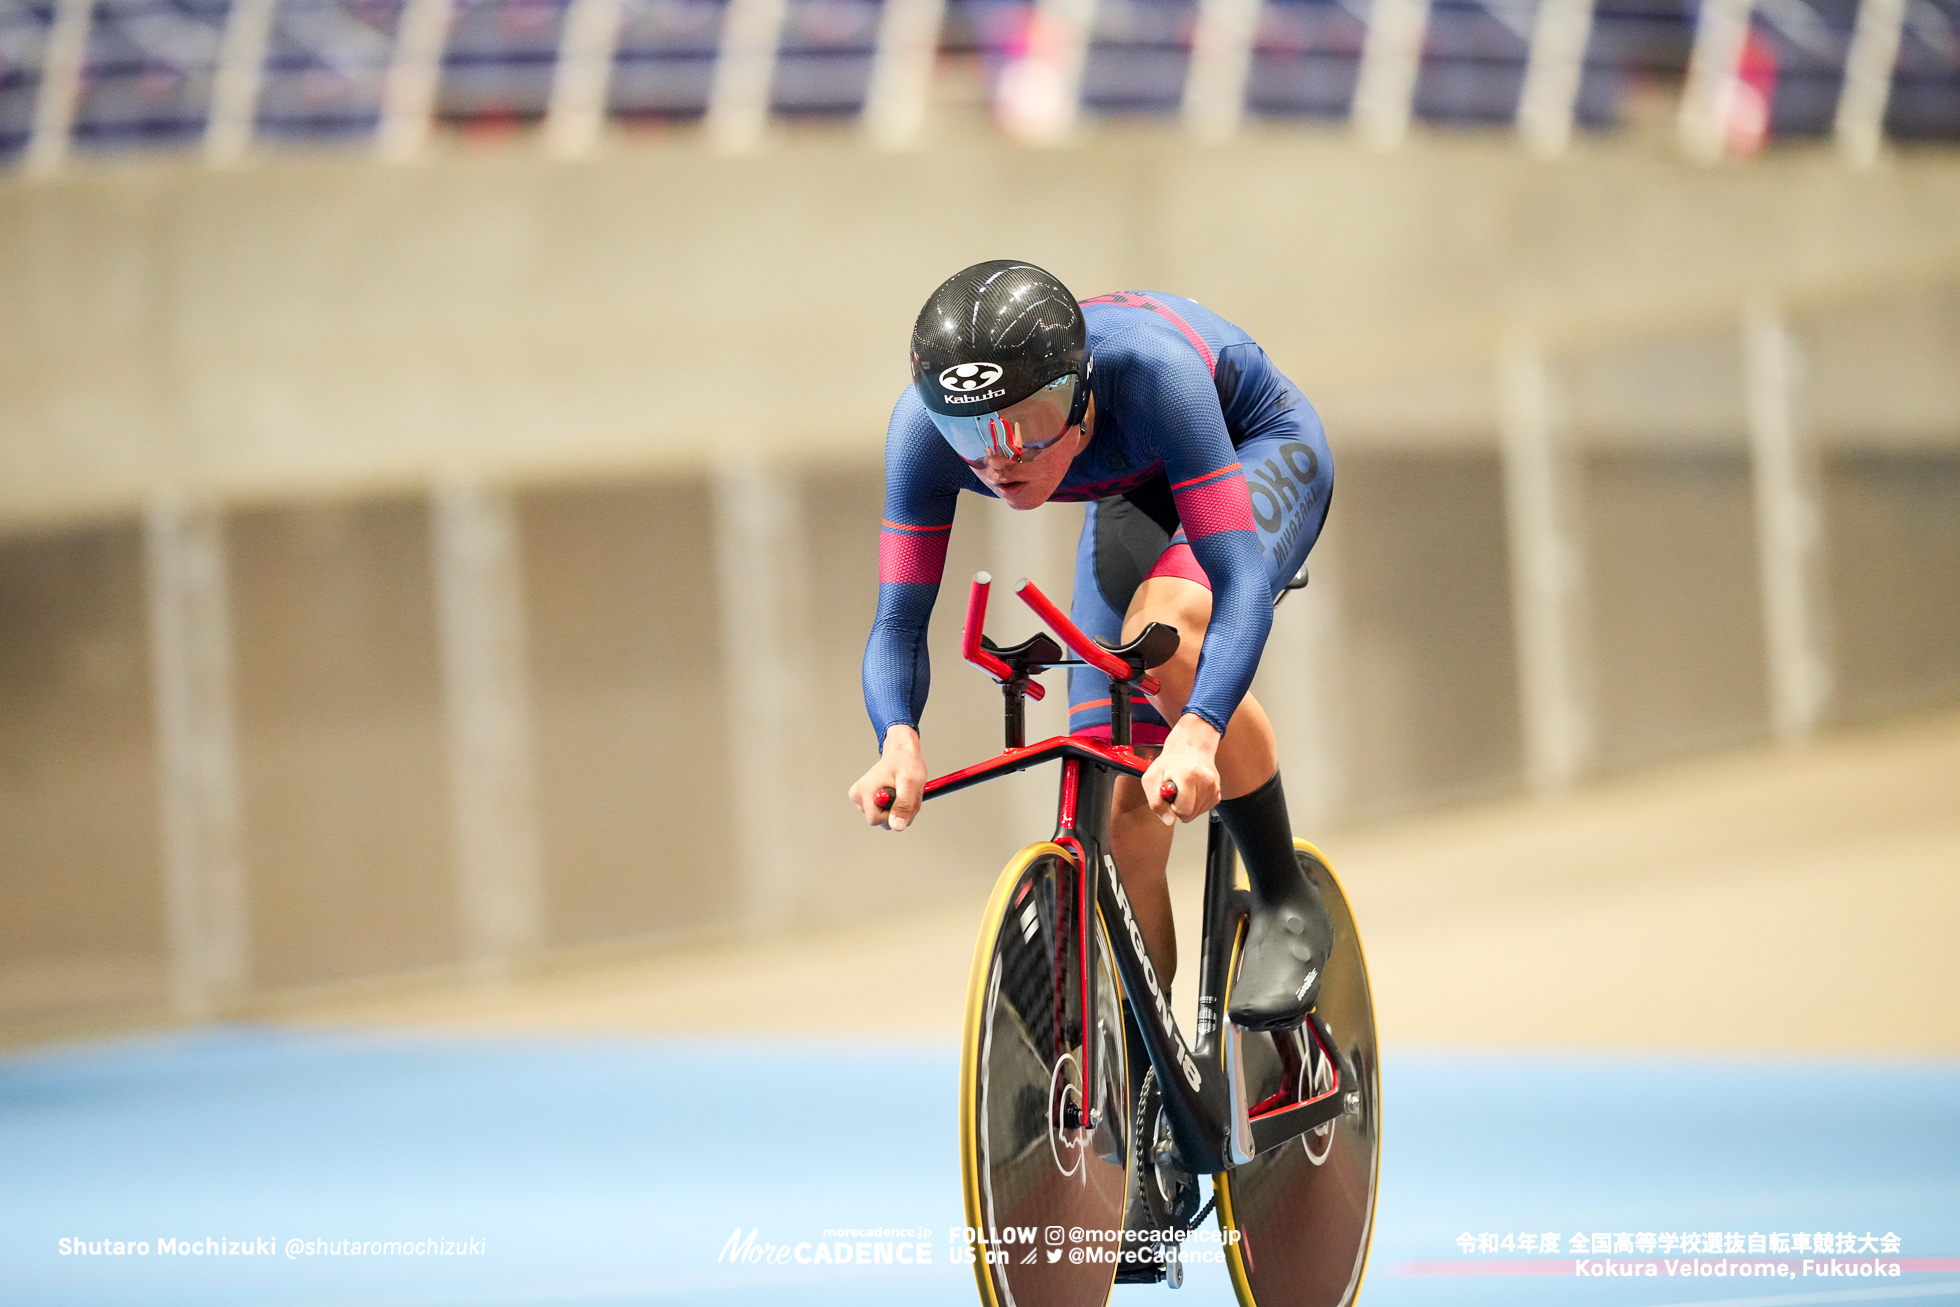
[{"left": 881, "top": 571, "right": 1381, "bottom": 1307}]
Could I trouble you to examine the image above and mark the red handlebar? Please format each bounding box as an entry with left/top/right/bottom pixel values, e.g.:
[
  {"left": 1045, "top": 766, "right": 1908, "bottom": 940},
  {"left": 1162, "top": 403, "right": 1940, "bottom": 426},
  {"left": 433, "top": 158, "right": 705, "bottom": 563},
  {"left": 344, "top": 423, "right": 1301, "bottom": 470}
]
[
  {"left": 1014, "top": 579, "right": 1161, "bottom": 697},
  {"left": 873, "top": 786, "right": 895, "bottom": 811},
  {"left": 1159, "top": 780, "right": 1178, "bottom": 805},
  {"left": 961, "top": 573, "right": 1046, "bottom": 701}
]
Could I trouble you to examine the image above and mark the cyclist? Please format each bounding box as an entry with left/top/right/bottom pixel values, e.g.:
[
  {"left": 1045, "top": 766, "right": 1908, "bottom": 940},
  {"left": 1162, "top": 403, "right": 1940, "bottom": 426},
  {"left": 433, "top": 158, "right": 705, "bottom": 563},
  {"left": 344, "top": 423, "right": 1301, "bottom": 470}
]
[{"left": 848, "top": 260, "right": 1335, "bottom": 1031}]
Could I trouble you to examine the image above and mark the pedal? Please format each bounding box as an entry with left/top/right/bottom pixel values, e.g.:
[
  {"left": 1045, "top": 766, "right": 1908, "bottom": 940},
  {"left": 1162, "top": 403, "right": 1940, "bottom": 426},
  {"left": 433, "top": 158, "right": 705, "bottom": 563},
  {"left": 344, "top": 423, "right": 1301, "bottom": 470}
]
[
  {"left": 1111, "top": 1243, "right": 1186, "bottom": 1288},
  {"left": 1113, "top": 1246, "right": 1167, "bottom": 1285}
]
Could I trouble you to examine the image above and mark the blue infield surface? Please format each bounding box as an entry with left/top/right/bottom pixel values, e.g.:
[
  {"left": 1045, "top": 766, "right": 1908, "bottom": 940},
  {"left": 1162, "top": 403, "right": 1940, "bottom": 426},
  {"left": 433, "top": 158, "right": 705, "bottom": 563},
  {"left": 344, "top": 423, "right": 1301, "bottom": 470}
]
[{"left": 1, "top": 1029, "right": 1956, "bottom": 1307}]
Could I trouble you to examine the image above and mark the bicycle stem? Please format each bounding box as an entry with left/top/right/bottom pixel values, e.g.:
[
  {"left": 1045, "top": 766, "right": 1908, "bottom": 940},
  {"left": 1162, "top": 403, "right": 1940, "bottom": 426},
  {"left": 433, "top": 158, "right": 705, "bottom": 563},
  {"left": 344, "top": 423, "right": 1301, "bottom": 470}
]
[{"left": 956, "top": 573, "right": 1165, "bottom": 754}]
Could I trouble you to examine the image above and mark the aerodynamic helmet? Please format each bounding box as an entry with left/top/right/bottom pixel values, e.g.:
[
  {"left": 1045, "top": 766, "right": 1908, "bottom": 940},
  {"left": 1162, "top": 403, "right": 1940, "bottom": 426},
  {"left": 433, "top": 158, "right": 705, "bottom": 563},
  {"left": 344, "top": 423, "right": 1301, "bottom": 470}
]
[{"left": 910, "top": 260, "right": 1092, "bottom": 466}]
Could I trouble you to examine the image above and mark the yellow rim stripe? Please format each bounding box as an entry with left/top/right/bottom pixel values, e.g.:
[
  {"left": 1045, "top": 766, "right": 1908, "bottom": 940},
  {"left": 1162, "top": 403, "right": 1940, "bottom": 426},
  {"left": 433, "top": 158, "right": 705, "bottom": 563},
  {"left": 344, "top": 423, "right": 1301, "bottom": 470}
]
[
  {"left": 959, "top": 841, "right": 1068, "bottom": 1307},
  {"left": 1216, "top": 903, "right": 1255, "bottom": 1305},
  {"left": 1298, "top": 838, "right": 1381, "bottom": 1307}
]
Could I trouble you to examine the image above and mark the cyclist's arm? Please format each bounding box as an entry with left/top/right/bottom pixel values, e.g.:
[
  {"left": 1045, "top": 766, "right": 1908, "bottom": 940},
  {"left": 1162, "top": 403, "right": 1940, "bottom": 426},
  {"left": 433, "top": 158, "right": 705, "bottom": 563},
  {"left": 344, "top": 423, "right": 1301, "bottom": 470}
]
[
  {"left": 854, "top": 393, "right": 967, "bottom": 828},
  {"left": 1140, "top": 359, "right": 1272, "bottom": 737}
]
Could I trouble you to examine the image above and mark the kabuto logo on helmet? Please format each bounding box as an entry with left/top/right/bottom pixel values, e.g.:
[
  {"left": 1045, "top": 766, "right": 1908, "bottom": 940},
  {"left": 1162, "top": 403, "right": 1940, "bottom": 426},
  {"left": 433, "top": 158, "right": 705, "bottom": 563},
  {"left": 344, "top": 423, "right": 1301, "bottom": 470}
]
[{"left": 939, "top": 362, "right": 1004, "bottom": 392}]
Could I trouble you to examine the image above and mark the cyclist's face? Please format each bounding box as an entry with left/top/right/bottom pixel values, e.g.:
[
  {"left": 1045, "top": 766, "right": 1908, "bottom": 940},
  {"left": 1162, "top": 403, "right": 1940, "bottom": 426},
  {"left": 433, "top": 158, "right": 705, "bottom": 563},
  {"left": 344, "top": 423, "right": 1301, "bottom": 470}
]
[{"left": 970, "top": 393, "right": 1093, "bottom": 510}]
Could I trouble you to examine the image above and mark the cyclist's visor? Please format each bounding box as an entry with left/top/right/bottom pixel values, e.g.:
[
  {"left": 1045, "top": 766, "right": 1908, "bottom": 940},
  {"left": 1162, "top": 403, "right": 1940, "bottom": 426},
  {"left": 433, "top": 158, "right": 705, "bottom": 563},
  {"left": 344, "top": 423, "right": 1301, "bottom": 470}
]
[{"left": 926, "top": 373, "right": 1079, "bottom": 468}]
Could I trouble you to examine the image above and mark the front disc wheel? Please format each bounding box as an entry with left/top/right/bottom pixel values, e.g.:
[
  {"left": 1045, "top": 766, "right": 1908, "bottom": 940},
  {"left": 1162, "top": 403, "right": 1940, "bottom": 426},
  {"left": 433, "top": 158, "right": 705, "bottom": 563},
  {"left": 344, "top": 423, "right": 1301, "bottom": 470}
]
[{"left": 961, "top": 844, "right": 1129, "bottom": 1307}]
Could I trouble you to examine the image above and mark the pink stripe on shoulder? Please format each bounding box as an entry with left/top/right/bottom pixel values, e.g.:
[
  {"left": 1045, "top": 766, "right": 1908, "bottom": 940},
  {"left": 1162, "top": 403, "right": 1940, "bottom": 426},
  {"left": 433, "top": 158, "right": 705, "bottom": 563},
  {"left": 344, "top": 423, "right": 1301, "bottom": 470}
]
[
  {"left": 1078, "top": 292, "right": 1216, "bottom": 373},
  {"left": 1172, "top": 472, "right": 1255, "bottom": 539},
  {"left": 879, "top": 528, "right": 951, "bottom": 585},
  {"left": 1138, "top": 297, "right": 1215, "bottom": 373}
]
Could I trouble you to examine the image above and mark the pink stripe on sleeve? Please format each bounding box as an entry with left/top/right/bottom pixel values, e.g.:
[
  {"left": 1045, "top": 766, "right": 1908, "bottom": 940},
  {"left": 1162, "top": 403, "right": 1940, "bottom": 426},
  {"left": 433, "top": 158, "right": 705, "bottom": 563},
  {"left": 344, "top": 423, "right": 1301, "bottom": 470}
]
[
  {"left": 879, "top": 528, "right": 951, "bottom": 585},
  {"left": 1172, "top": 472, "right": 1255, "bottom": 539}
]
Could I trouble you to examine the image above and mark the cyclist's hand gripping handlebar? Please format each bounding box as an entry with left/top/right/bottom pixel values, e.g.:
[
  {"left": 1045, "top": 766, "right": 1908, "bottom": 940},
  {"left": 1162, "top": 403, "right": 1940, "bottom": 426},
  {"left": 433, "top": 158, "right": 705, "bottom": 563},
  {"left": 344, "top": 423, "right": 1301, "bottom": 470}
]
[{"left": 849, "top": 724, "right": 924, "bottom": 830}]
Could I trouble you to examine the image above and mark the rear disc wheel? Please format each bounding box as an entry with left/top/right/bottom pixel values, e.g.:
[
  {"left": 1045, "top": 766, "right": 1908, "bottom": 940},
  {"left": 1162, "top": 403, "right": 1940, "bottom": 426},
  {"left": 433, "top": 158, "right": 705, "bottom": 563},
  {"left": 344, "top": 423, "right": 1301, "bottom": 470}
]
[{"left": 1215, "top": 840, "right": 1381, "bottom": 1307}]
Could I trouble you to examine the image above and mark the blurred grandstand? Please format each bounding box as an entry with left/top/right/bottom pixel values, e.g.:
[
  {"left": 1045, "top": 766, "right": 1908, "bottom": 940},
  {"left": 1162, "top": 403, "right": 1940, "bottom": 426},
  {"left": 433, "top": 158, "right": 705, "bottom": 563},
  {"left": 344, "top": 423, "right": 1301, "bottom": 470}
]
[{"left": 0, "top": 0, "right": 1955, "bottom": 163}]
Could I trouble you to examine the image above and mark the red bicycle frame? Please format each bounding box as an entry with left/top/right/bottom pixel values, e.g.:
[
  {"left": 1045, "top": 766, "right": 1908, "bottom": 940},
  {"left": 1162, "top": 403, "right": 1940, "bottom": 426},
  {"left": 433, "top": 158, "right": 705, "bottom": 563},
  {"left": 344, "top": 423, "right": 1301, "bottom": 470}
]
[{"left": 922, "top": 572, "right": 1354, "bottom": 1175}]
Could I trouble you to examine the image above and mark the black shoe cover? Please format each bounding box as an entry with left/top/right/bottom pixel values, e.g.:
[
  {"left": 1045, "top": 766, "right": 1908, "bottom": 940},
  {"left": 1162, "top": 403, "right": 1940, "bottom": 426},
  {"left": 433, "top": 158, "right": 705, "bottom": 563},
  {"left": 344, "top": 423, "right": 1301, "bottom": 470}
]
[
  {"left": 1215, "top": 772, "right": 1335, "bottom": 1032},
  {"left": 1226, "top": 855, "right": 1334, "bottom": 1031}
]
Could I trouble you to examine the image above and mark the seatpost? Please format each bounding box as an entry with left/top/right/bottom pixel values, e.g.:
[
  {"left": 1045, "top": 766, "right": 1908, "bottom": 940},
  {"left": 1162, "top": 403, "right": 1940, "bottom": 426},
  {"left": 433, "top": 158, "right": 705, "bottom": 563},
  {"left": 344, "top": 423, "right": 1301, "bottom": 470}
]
[
  {"left": 1003, "top": 678, "right": 1027, "bottom": 749},
  {"left": 1109, "top": 676, "right": 1131, "bottom": 748}
]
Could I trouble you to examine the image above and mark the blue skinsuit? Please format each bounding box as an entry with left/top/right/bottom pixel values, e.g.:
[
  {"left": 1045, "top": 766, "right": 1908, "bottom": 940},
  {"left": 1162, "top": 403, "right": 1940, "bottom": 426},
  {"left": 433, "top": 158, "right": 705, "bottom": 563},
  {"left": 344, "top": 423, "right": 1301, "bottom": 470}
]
[{"left": 864, "top": 292, "right": 1333, "bottom": 748}]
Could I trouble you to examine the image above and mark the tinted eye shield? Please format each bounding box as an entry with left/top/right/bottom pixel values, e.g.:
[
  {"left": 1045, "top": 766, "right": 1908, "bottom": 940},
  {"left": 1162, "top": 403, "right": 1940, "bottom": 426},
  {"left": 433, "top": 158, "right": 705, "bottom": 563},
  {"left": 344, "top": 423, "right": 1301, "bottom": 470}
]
[{"left": 926, "top": 374, "right": 1078, "bottom": 468}]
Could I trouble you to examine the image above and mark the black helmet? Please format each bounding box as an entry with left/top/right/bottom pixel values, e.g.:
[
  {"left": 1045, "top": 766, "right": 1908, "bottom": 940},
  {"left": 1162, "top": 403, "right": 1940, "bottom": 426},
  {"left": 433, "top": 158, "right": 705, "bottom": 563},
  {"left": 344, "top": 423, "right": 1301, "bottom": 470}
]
[{"left": 910, "top": 261, "right": 1092, "bottom": 463}]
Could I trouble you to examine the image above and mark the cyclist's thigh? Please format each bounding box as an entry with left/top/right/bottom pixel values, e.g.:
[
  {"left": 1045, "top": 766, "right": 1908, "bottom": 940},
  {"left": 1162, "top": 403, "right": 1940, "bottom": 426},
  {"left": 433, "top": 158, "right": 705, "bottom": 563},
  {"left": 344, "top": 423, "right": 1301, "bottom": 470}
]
[
  {"left": 1128, "top": 405, "right": 1335, "bottom": 615},
  {"left": 1068, "top": 495, "right": 1175, "bottom": 745}
]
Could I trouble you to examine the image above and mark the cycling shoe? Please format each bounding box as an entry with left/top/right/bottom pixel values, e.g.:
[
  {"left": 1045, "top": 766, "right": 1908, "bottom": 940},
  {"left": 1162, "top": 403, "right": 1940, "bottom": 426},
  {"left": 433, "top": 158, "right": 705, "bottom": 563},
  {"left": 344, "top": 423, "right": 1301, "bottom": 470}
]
[{"left": 1226, "top": 850, "right": 1334, "bottom": 1031}]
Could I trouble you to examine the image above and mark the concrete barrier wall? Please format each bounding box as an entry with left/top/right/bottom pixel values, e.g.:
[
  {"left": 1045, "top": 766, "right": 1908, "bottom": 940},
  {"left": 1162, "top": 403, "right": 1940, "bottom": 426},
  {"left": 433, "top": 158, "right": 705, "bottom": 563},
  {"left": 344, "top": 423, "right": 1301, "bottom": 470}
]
[
  {"left": 4, "top": 133, "right": 1960, "bottom": 526},
  {"left": 2, "top": 133, "right": 1958, "bottom": 1037}
]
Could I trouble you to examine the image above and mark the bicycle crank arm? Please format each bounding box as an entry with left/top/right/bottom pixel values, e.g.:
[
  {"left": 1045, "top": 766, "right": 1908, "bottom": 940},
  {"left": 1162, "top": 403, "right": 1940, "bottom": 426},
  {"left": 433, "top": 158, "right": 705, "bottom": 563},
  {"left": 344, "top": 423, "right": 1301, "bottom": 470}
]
[
  {"left": 1220, "top": 1012, "right": 1359, "bottom": 1162},
  {"left": 1221, "top": 1015, "right": 1255, "bottom": 1167},
  {"left": 1246, "top": 1085, "right": 1362, "bottom": 1154},
  {"left": 1238, "top": 1013, "right": 1363, "bottom": 1157}
]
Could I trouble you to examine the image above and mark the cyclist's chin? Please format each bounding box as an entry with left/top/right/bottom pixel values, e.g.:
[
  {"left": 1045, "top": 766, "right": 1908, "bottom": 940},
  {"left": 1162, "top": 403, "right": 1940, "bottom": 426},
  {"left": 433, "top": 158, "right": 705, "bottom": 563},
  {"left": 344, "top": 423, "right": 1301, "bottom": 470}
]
[{"left": 988, "top": 475, "right": 1059, "bottom": 510}]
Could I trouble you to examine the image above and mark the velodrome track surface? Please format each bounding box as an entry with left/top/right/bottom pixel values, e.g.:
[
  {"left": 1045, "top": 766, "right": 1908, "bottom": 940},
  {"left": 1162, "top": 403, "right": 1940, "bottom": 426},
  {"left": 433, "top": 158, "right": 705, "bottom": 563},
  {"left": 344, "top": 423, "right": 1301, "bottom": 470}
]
[{"left": 5, "top": 710, "right": 1958, "bottom": 1307}]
